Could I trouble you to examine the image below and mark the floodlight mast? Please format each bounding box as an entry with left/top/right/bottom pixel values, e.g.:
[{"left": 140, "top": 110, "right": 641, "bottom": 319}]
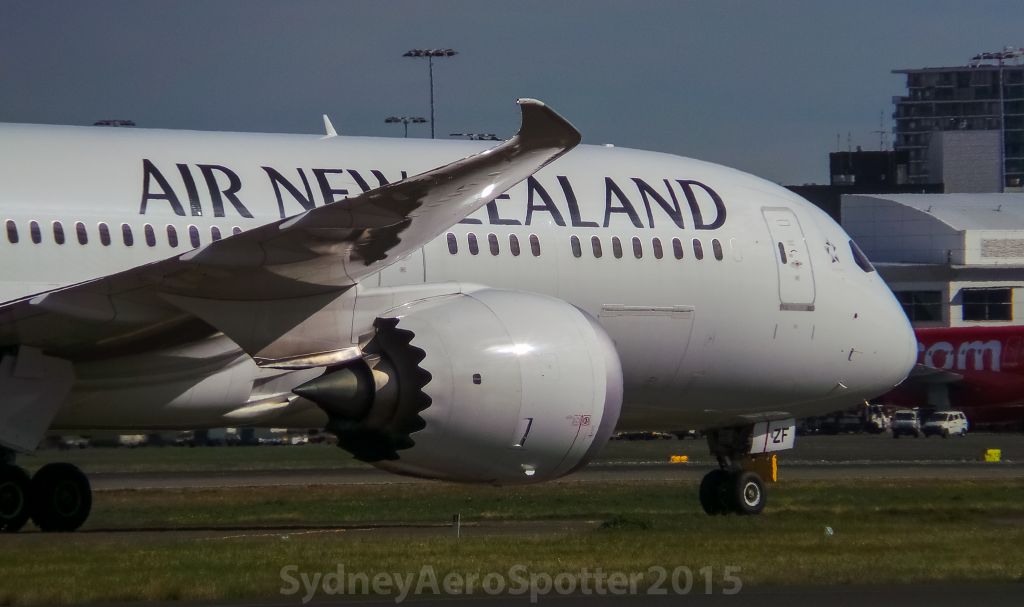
[{"left": 402, "top": 49, "right": 458, "bottom": 139}]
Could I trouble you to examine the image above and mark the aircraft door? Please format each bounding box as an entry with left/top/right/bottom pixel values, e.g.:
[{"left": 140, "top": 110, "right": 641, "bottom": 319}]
[{"left": 762, "top": 207, "right": 816, "bottom": 311}]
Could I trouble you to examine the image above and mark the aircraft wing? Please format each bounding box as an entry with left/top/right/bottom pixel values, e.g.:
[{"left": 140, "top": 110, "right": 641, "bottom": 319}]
[{"left": 0, "top": 98, "right": 581, "bottom": 358}]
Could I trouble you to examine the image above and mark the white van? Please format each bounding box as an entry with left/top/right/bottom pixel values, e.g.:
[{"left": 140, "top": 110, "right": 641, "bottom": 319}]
[
  {"left": 891, "top": 409, "right": 922, "bottom": 438},
  {"left": 922, "top": 411, "right": 969, "bottom": 438}
]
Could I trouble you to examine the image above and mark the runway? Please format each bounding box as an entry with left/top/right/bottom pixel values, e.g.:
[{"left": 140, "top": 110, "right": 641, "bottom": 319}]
[
  {"left": 86, "top": 460, "right": 1024, "bottom": 490},
  {"left": 85, "top": 432, "right": 1024, "bottom": 490}
]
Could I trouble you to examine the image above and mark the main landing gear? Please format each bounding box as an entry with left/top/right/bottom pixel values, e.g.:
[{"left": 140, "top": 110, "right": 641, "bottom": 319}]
[
  {"left": 0, "top": 453, "right": 91, "bottom": 533},
  {"left": 698, "top": 427, "right": 767, "bottom": 516}
]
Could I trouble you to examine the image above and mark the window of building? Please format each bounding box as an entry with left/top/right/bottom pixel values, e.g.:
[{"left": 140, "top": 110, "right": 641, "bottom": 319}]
[
  {"left": 570, "top": 235, "right": 582, "bottom": 258},
  {"left": 30, "top": 221, "right": 41, "bottom": 244},
  {"left": 529, "top": 234, "right": 541, "bottom": 256},
  {"left": 672, "top": 238, "right": 684, "bottom": 260},
  {"left": 98, "top": 223, "right": 111, "bottom": 246},
  {"left": 446, "top": 232, "right": 458, "bottom": 254},
  {"left": 488, "top": 233, "right": 499, "bottom": 256},
  {"left": 189, "top": 225, "right": 200, "bottom": 248},
  {"left": 652, "top": 238, "right": 663, "bottom": 260},
  {"left": 75, "top": 222, "right": 87, "bottom": 245},
  {"left": 591, "top": 236, "right": 603, "bottom": 258},
  {"left": 962, "top": 288, "right": 1012, "bottom": 321},
  {"left": 167, "top": 225, "right": 179, "bottom": 248},
  {"left": 693, "top": 238, "right": 704, "bottom": 260},
  {"left": 468, "top": 233, "right": 479, "bottom": 255},
  {"left": 712, "top": 239, "right": 723, "bottom": 261},
  {"left": 612, "top": 236, "right": 623, "bottom": 259},
  {"left": 144, "top": 224, "right": 156, "bottom": 247},
  {"left": 6, "top": 220, "right": 17, "bottom": 244},
  {"left": 632, "top": 237, "right": 642, "bottom": 259},
  {"left": 509, "top": 234, "right": 521, "bottom": 256},
  {"left": 52, "top": 222, "right": 65, "bottom": 245},
  {"left": 122, "top": 223, "right": 134, "bottom": 246},
  {"left": 211, "top": 226, "right": 222, "bottom": 241},
  {"left": 895, "top": 290, "right": 943, "bottom": 322}
]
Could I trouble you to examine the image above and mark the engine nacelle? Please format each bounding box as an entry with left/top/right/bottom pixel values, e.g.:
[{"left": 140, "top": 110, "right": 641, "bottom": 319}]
[{"left": 294, "top": 289, "right": 623, "bottom": 484}]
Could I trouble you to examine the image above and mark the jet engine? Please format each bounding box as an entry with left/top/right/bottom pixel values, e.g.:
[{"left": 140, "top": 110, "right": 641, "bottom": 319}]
[{"left": 294, "top": 289, "right": 623, "bottom": 484}]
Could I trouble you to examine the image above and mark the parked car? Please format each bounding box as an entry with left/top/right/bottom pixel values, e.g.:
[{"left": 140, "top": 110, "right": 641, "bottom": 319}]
[
  {"left": 891, "top": 409, "right": 921, "bottom": 438},
  {"left": 922, "top": 410, "right": 969, "bottom": 438}
]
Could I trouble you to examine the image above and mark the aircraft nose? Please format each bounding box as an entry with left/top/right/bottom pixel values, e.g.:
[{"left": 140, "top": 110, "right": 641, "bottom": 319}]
[{"left": 881, "top": 290, "right": 918, "bottom": 389}]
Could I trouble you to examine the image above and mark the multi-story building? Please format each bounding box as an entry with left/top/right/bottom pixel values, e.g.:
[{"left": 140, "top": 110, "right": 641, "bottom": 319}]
[{"left": 892, "top": 48, "right": 1024, "bottom": 191}]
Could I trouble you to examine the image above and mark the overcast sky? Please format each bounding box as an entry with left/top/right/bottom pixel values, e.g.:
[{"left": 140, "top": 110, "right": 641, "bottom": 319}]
[{"left": 2, "top": 0, "right": 1021, "bottom": 184}]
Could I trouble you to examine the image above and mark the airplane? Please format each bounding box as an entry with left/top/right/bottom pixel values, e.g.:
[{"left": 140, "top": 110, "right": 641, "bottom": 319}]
[
  {"left": 0, "top": 99, "right": 917, "bottom": 532},
  {"left": 879, "top": 325, "right": 1024, "bottom": 427}
]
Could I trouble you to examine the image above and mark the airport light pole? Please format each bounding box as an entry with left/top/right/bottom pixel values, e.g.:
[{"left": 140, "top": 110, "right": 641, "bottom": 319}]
[
  {"left": 385, "top": 116, "right": 428, "bottom": 138},
  {"left": 403, "top": 48, "right": 457, "bottom": 138}
]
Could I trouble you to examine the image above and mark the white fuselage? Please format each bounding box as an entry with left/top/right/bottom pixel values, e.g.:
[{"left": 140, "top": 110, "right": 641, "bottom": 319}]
[{"left": 0, "top": 124, "right": 917, "bottom": 431}]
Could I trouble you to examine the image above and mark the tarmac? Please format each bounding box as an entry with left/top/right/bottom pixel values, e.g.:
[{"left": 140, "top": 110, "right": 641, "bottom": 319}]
[{"left": 89, "top": 431, "right": 1024, "bottom": 490}]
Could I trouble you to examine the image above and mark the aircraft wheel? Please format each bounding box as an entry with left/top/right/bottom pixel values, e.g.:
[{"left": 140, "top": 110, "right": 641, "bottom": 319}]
[
  {"left": 0, "top": 465, "right": 32, "bottom": 533},
  {"left": 30, "top": 463, "right": 91, "bottom": 532},
  {"left": 699, "top": 469, "right": 732, "bottom": 515},
  {"left": 733, "top": 471, "right": 766, "bottom": 515}
]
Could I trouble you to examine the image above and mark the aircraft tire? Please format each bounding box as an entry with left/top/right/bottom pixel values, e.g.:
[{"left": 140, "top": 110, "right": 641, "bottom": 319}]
[
  {"left": 733, "top": 471, "right": 766, "bottom": 516},
  {"left": 0, "top": 465, "right": 32, "bottom": 533},
  {"left": 699, "top": 469, "right": 732, "bottom": 515},
  {"left": 30, "top": 463, "right": 91, "bottom": 532}
]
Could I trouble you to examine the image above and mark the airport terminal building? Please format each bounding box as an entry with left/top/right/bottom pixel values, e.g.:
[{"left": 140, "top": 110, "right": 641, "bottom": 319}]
[{"left": 842, "top": 193, "right": 1024, "bottom": 327}]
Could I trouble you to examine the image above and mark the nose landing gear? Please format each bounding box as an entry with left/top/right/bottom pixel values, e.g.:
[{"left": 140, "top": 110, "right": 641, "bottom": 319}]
[
  {"left": 699, "top": 466, "right": 767, "bottom": 515},
  {"left": 698, "top": 425, "right": 777, "bottom": 516}
]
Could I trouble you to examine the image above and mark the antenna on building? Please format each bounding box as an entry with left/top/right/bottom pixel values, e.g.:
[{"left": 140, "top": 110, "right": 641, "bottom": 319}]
[
  {"left": 872, "top": 111, "right": 887, "bottom": 150},
  {"left": 847, "top": 132, "right": 852, "bottom": 154}
]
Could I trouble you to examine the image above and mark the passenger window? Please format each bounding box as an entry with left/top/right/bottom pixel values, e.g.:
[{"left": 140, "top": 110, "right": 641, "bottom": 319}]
[
  {"left": 529, "top": 234, "right": 541, "bottom": 256},
  {"left": 211, "top": 226, "right": 222, "bottom": 241},
  {"left": 488, "top": 233, "right": 499, "bottom": 256},
  {"left": 509, "top": 234, "right": 521, "bottom": 256},
  {"left": 712, "top": 239, "right": 723, "bottom": 261},
  {"left": 232, "top": 226, "right": 242, "bottom": 236},
  {"left": 652, "top": 238, "right": 663, "bottom": 260},
  {"left": 144, "top": 224, "right": 156, "bottom": 247},
  {"left": 777, "top": 242, "right": 788, "bottom": 264},
  {"left": 122, "top": 223, "right": 134, "bottom": 246},
  {"left": 75, "top": 222, "right": 87, "bottom": 245},
  {"left": 189, "top": 225, "right": 200, "bottom": 248},
  {"left": 53, "top": 222, "right": 65, "bottom": 245},
  {"left": 591, "top": 236, "right": 603, "bottom": 258},
  {"left": 446, "top": 232, "right": 458, "bottom": 254},
  {"left": 468, "top": 233, "right": 479, "bottom": 255},
  {"left": 672, "top": 238, "right": 684, "bottom": 260},
  {"left": 692, "top": 238, "right": 704, "bottom": 260},
  {"left": 30, "top": 221, "right": 41, "bottom": 244},
  {"left": 632, "top": 237, "right": 642, "bottom": 259},
  {"left": 167, "top": 225, "right": 179, "bottom": 248},
  {"left": 98, "top": 222, "right": 111, "bottom": 246},
  {"left": 570, "top": 235, "right": 582, "bottom": 258},
  {"left": 612, "top": 237, "right": 623, "bottom": 259},
  {"left": 5, "top": 220, "right": 18, "bottom": 244}
]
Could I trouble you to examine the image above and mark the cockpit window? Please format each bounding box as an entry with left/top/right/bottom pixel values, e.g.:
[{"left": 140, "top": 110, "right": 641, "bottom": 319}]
[{"left": 849, "top": 240, "right": 875, "bottom": 273}]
